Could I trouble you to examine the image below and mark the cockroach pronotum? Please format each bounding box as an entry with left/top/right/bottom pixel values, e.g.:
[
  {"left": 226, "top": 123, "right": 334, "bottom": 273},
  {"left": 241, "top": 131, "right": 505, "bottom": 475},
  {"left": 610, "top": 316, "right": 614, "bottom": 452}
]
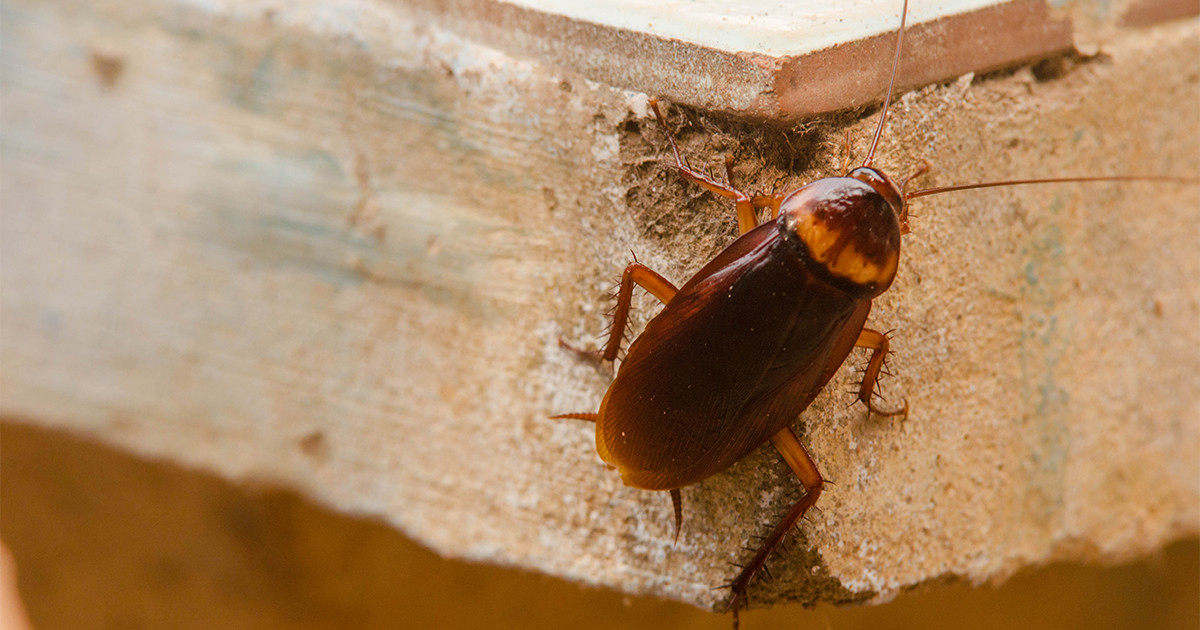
[{"left": 555, "top": 1, "right": 1197, "bottom": 625}]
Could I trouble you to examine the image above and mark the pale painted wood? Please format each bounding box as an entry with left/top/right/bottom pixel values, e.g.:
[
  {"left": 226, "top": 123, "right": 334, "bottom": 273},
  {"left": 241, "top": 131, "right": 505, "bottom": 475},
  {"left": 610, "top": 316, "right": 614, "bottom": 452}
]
[{"left": 511, "top": 0, "right": 1001, "bottom": 55}]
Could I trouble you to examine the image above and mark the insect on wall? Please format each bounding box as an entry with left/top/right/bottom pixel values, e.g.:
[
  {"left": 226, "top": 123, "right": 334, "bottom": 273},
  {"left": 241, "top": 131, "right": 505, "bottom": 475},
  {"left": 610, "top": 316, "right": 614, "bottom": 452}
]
[
  {"left": 551, "top": 3, "right": 1199, "bottom": 623},
  {"left": 619, "top": 106, "right": 858, "bottom": 267}
]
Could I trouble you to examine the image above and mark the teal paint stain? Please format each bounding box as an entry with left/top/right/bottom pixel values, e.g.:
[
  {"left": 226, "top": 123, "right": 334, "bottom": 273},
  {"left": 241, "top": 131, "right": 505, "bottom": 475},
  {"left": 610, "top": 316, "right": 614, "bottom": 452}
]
[
  {"left": 143, "top": 6, "right": 538, "bottom": 320},
  {"left": 1023, "top": 261, "right": 1040, "bottom": 287},
  {"left": 187, "top": 150, "right": 506, "bottom": 321},
  {"left": 228, "top": 48, "right": 280, "bottom": 114},
  {"left": 1017, "top": 209, "right": 1074, "bottom": 528},
  {"left": 370, "top": 92, "right": 547, "bottom": 194}
]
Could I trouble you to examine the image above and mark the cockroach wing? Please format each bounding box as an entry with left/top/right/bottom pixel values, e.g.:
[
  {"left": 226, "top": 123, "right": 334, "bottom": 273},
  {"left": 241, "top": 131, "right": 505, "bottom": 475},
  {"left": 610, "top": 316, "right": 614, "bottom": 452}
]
[{"left": 596, "top": 220, "right": 868, "bottom": 490}]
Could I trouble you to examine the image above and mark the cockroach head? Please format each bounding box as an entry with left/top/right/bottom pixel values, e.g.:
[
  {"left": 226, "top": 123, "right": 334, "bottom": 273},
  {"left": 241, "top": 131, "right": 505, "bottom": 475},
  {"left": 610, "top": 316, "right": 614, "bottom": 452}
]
[{"left": 778, "top": 167, "right": 904, "bottom": 298}]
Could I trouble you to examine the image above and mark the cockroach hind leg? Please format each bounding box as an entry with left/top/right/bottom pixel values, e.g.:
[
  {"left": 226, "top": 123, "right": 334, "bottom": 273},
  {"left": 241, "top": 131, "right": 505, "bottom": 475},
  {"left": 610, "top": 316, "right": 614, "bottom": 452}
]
[
  {"left": 711, "top": 578, "right": 745, "bottom": 628},
  {"left": 720, "top": 429, "right": 824, "bottom": 623},
  {"left": 725, "top": 589, "right": 745, "bottom": 630}
]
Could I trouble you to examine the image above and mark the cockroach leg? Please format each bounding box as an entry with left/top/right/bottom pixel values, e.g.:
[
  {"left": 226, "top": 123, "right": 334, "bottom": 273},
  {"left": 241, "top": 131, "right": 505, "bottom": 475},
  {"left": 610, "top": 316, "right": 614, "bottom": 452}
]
[
  {"left": 649, "top": 99, "right": 760, "bottom": 235},
  {"left": 557, "top": 337, "right": 604, "bottom": 362},
  {"left": 841, "top": 128, "right": 854, "bottom": 175},
  {"left": 854, "top": 328, "right": 909, "bottom": 418},
  {"left": 599, "top": 262, "right": 678, "bottom": 361},
  {"left": 752, "top": 192, "right": 786, "bottom": 221},
  {"left": 723, "top": 155, "right": 737, "bottom": 188},
  {"left": 561, "top": 262, "right": 678, "bottom": 363},
  {"left": 670, "top": 488, "right": 683, "bottom": 544},
  {"left": 897, "top": 160, "right": 931, "bottom": 235},
  {"left": 550, "top": 412, "right": 598, "bottom": 422},
  {"left": 900, "top": 159, "right": 931, "bottom": 191},
  {"left": 727, "top": 426, "right": 824, "bottom": 623}
]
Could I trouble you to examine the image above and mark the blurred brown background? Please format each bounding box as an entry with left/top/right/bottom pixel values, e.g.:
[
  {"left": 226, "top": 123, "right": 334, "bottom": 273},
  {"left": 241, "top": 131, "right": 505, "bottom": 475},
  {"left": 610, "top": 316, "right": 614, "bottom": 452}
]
[{"left": 2, "top": 420, "right": 1196, "bottom": 630}]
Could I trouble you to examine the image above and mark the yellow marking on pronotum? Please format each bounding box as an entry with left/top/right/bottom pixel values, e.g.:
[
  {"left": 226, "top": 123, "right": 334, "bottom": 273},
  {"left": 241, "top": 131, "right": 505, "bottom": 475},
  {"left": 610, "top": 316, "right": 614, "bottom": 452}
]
[{"left": 791, "top": 212, "right": 899, "bottom": 286}]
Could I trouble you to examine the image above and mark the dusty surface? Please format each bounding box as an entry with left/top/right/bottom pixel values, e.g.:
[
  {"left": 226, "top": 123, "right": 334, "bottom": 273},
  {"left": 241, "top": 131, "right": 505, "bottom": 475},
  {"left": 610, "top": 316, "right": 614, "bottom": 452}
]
[{"left": 1, "top": 0, "right": 1198, "bottom": 613}]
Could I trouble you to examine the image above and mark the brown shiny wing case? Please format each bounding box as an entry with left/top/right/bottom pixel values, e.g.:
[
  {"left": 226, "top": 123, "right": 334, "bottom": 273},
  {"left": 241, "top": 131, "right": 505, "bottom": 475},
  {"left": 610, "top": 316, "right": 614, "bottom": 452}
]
[{"left": 596, "top": 220, "right": 869, "bottom": 490}]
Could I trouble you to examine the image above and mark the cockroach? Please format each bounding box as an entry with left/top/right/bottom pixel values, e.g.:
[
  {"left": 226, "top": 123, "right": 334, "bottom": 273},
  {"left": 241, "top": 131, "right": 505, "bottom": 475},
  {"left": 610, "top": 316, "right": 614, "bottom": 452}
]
[{"left": 555, "top": 0, "right": 1196, "bottom": 625}]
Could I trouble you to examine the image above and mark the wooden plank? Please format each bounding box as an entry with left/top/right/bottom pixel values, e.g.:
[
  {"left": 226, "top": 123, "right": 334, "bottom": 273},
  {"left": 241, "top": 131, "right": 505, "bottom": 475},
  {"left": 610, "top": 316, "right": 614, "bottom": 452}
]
[
  {"left": 1, "top": 0, "right": 1198, "bottom": 612},
  {"left": 417, "top": 0, "right": 1077, "bottom": 117}
]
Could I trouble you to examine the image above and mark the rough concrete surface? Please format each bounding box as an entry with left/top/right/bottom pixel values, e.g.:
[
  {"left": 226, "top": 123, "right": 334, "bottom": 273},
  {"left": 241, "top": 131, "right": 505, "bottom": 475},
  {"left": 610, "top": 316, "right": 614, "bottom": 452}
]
[{"left": 1, "top": 0, "right": 1198, "bottom": 613}]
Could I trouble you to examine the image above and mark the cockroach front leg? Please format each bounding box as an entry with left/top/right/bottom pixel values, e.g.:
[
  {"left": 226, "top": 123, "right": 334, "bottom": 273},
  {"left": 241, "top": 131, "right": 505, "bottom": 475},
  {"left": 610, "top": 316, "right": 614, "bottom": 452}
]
[
  {"left": 560, "top": 262, "right": 678, "bottom": 362},
  {"left": 854, "top": 328, "right": 908, "bottom": 418},
  {"left": 898, "top": 159, "right": 931, "bottom": 234},
  {"left": 649, "top": 100, "right": 783, "bottom": 236},
  {"left": 726, "top": 427, "right": 824, "bottom": 628}
]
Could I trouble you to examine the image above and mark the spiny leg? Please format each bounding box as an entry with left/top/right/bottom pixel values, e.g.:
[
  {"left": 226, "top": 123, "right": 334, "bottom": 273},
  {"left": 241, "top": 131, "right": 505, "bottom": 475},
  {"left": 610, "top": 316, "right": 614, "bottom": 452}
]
[
  {"left": 599, "top": 261, "right": 677, "bottom": 361},
  {"left": 751, "top": 192, "right": 786, "bottom": 222},
  {"left": 726, "top": 427, "right": 824, "bottom": 626},
  {"left": 722, "top": 152, "right": 785, "bottom": 225},
  {"left": 560, "top": 261, "right": 678, "bottom": 362},
  {"left": 556, "top": 265, "right": 682, "bottom": 534},
  {"left": 854, "top": 328, "right": 908, "bottom": 417},
  {"left": 897, "top": 159, "right": 931, "bottom": 235},
  {"left": 649, "top": 100, "right": 781, "bottom": 236}
]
